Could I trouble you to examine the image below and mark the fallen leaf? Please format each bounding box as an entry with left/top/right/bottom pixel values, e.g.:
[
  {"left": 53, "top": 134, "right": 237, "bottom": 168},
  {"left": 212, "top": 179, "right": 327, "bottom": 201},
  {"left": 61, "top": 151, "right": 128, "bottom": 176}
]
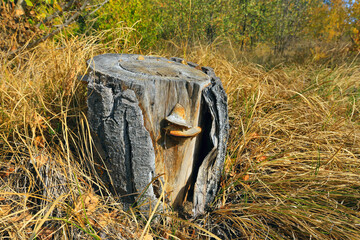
[
  {"left": 33, "top": 114, "right": 44, "bottom": 125},
  {"left": 32, "top": 114, "right": 47, "bottom": 130},
  {"left": 181, "top": 60, "right": 187, "bottom": 65},
  {"left": 0, "top": 205, "right": 11, "bottom": 216},
  {"left": 143, "top": 234, "right": 153, "bottom": 240},
  {"left": 138, "top": 56, "right": 145, "bottom": 60},
  {"left": 35, "top": 154, "right": 49, "bottom": 168},
  {"left": 34, "top": 136, "right": 45, "bottom": 148},
  {"left": 10, "top": 211, "right": 32, "bottom": 222},
  {"left": 249, "top": 132, "right": 259, "bottom": 139},
  {"left": 11, "top": 44, "right": 17, "bottom": 52},
  {"left": 74, "top": 192, "right": 99, "bottom": 216},
  {"left": 257, "top": 156, "right": 266, "bottom": 162},
  {"left": 94, "top": 214, "right": 110, "bottom": 228},
  {"left": 242, "top": 174, "right": 250, "bottom": 181}
]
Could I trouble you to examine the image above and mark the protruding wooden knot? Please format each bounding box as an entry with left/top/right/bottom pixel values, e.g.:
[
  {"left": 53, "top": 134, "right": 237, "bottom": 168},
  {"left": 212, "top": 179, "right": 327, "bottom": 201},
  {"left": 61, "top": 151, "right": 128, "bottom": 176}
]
[{"left": 165, "top": 103, "right": 202, "bottom": 138}]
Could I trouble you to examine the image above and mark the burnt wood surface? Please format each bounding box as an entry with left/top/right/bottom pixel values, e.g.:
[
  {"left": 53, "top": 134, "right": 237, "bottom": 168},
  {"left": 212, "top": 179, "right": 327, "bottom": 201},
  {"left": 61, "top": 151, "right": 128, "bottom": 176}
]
[{"left": 87, "top": 54, "right": 228, "bottom": 216}]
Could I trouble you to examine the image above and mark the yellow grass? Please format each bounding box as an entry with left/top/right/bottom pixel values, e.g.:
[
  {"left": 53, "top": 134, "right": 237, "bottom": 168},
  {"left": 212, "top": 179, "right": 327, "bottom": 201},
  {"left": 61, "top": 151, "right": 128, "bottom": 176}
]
[{"left": 1, "top": 32, "right": 360, "bottom": 239}]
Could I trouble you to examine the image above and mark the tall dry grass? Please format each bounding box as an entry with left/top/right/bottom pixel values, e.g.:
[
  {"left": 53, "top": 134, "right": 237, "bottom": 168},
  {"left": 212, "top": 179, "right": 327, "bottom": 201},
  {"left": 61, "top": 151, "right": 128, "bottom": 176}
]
[
  {"left": 0, "top": 29, "right": 147, "bottom": 239},
  {"left": 177, "top": 44, "right": 360, "bottom": 239},
  {"left": 1, "top": 32, "right": 360, "bottom": 239}
]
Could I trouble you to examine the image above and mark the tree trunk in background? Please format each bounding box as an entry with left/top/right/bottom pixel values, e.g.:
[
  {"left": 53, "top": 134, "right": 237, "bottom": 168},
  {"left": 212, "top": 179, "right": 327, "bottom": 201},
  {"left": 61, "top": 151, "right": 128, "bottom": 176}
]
[{"left": 86, "top": 54, "right": 228, "bottom": 216}]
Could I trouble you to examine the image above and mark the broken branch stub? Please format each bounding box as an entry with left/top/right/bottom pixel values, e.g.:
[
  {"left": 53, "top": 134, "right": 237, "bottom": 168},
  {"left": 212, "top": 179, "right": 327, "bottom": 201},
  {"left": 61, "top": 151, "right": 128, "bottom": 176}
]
[{"left": 86, "top": 54, "right": 228, "bottom": 216}]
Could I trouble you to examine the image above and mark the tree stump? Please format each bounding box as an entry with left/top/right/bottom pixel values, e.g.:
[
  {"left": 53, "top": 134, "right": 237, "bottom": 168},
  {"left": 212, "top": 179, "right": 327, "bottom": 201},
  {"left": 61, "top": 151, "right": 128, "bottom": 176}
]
[{"left": 86, "top": 54, "right": 228, "bottom": 216}]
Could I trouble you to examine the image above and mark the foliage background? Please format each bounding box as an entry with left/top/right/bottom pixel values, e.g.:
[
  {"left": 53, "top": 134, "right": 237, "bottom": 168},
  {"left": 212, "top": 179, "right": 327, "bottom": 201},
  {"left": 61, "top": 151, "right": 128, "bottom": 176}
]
[
  {"left": 92, "top": 0, "right": 360, "bottom": 51},
  {"left": 1, "top": 0, "right": 359, "bottom": 56}
]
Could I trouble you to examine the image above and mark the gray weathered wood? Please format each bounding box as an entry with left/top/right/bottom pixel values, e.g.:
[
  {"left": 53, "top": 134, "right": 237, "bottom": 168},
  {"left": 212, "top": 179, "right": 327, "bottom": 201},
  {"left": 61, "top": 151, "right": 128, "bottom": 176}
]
[{"left": 86, "top": 54, "right": 228, "bottom": 216}]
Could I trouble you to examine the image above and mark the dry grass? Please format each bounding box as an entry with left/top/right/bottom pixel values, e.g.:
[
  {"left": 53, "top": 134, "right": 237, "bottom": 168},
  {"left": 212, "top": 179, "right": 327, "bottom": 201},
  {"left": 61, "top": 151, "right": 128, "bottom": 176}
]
[
  {"left": 178, "top": 44, "right": 360, "bottom": 239},
  {"left": 1, "top": 33, "right": 360, "bottom": 239}
]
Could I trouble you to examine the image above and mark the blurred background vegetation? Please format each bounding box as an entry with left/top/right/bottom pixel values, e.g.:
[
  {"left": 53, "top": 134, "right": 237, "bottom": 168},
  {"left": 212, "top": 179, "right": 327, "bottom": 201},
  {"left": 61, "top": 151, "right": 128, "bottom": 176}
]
[{"left": 1, "top": 0, "right": 359, "bottom": 63}]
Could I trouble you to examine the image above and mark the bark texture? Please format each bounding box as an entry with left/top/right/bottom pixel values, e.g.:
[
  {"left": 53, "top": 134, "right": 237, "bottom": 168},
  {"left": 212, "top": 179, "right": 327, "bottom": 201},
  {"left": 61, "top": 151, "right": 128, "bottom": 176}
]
[{"left": 86, "top": 54, "right": 228, "bottom": 216}]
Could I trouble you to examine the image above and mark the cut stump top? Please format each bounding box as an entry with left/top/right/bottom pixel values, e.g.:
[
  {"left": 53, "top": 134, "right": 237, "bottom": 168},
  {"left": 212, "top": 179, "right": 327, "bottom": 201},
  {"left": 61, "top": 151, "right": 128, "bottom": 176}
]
[{"left": 88, "top": 54, "right": 210, "bottom": 86}]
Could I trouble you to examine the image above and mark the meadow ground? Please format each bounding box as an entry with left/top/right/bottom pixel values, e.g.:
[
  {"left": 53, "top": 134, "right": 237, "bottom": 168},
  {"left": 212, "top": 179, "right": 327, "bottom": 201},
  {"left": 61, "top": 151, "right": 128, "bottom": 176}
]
[{"left": 1, "top": 33, "right": 360, "bottom": 239}]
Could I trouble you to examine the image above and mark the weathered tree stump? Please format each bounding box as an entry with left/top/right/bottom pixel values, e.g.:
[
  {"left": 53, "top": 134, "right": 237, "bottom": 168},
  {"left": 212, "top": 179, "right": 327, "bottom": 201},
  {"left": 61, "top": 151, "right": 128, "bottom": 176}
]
[{"left": 86, "top": 54, "right": 228, "bottom": 216}]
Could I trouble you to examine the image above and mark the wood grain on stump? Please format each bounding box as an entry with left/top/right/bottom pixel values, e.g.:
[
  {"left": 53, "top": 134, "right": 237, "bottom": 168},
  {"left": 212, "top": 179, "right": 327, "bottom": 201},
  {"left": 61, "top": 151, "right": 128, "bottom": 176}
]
[{"left": 87, "top": 54, "right": 228, "bottom": 216}]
